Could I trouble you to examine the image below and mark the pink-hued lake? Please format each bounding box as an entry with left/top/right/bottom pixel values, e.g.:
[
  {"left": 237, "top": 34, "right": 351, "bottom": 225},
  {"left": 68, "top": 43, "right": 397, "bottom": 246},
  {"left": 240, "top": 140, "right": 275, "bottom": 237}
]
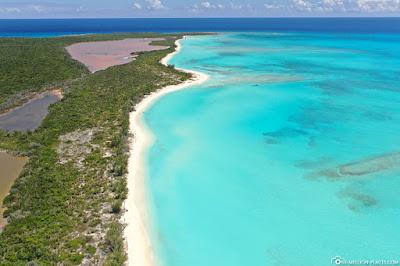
[{"left": 66, "top": 38, "right": 168, "bottom": 73}]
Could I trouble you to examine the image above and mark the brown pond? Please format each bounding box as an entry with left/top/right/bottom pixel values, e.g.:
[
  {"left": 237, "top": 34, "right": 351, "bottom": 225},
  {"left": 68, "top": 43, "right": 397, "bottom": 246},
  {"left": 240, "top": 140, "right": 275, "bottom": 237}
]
[{"left": 0, "top": 152, "right": 27, "bottom": 229}]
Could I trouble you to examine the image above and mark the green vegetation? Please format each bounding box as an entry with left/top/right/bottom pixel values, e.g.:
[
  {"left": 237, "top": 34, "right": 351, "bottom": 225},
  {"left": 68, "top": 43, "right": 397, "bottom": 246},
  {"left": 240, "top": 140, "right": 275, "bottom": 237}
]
[
  {"left": 0, "top": 33, "right": 192, "bottom": 265},
  {"left": 0, "top": 33, "right": 187, "bottom": 112}
]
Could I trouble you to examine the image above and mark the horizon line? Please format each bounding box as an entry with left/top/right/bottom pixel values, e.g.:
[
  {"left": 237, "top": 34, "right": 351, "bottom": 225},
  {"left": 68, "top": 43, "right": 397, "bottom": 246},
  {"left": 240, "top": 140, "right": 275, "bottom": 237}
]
[{"left": 1, "top": 16, "right": 400, "bottom": 20}]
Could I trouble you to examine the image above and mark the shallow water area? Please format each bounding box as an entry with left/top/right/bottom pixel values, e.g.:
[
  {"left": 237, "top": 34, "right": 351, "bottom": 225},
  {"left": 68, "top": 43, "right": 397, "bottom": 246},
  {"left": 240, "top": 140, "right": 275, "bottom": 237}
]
[
  {"left": 0, "top": 90, "right": 62, "bottom": 132},
  {"left": 143, "top": 33, "right": 400, "bottom": 266},
  {"left": 0, "top": 152, "right": 27, "bottom": 229}
]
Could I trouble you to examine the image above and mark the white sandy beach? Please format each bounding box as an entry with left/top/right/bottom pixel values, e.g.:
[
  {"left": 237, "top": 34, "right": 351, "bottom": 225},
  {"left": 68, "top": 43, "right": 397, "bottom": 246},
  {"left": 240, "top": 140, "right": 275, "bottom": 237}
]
[{"left": 123, "top": 37, "right": 208, "bottom": 266}]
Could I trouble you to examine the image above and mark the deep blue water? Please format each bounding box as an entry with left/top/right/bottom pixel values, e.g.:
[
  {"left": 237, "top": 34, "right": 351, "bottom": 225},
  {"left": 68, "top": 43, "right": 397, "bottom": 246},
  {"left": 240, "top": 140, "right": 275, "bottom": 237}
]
[{"left": 1, "top": 18, "right": 400, "bottom": 37}]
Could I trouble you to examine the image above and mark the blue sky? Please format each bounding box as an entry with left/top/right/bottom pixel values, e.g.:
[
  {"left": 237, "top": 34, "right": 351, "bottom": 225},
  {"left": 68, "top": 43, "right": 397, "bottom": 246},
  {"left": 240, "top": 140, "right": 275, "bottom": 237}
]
[{"left": 0, "top": 0, "right": 400, "bottom": 18}]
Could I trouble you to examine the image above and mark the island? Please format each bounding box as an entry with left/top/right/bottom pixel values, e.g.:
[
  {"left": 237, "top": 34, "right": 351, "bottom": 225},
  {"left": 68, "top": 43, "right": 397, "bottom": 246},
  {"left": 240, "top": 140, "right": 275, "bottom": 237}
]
[{"left": 0, "top": 33, "right": 193, "bottom": 265}]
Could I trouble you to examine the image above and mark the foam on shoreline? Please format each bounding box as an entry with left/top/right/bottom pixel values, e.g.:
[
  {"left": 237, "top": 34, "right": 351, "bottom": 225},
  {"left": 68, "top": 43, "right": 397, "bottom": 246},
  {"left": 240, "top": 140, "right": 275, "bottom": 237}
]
[{"left": 123, "top": 37, "right": 208, "bottom": 266}]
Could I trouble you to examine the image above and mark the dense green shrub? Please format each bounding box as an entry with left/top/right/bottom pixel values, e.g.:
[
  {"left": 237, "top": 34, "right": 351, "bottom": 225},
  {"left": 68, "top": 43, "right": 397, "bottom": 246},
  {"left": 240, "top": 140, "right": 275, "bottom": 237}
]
[{"left": 0, "top": 33, "right": 192, "bottom": 265}]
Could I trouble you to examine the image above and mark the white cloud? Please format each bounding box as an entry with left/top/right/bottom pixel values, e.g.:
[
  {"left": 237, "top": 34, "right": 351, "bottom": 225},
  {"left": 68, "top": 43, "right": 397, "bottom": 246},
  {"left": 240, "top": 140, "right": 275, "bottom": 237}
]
[
  {"left": 230, "top": 2, "right": 243, "bottom": 9},
  {"left": 321, "top": 0, "right": 346, "bottom": 11},
  {"left": 0, "top": 5, "right": 46, "bottom": 14},
  {"left": 29, "top": 5, "right": 45, "bottom": 13},
  {"left": 264, "top": 2, "right": 284, "bottom": 9},
  {"left": 289, "top": 0, "right": 400, "bottom": 13},
  {"left": 0, "top": 3, "right": 93, "bottom": 16},
  {"left": 0, "top": 7, "right": 21, "bottom": 13},
  {"left": 356, "top": 0, "right": 400, "bottom": 12},
  {"left": 291, "top": 0, "right": 314, "bottom": 11},
  {"left": 200, "top": 1, "right": 224, "bottom": 9},
  {"left": 290, "top": 0, "right": 348, "bottom": 12},
  {"left": 170, "top": 0, "right": 400, "bottom": 14},
  {"left": 192, "top": 1, "right": 225, "bottom": 11},
  {"left": 146, "top": 0, "right": 166, "bottom": 10},
  {"left": 201, "top": 1, "right": 212, "bottom": 8},
  {"left": 133, "top": 2, "right": 142, "bottom": 9},
  {"left": 323, "top": 0, "right": 344, "bottom": 5}
]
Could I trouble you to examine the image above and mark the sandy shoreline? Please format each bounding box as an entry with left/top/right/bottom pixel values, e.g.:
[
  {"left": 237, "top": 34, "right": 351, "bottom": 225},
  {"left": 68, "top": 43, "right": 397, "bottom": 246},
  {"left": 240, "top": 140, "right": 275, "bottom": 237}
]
[{"left": 123, "top": 37, "right": 208, "bottom": 266}]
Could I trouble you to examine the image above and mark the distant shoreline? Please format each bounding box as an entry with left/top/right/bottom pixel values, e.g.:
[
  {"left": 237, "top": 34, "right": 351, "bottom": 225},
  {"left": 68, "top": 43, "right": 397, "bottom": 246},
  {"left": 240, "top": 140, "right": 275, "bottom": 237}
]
[{"left": 123, "top": 37, "right": 208, "bottom": 266}]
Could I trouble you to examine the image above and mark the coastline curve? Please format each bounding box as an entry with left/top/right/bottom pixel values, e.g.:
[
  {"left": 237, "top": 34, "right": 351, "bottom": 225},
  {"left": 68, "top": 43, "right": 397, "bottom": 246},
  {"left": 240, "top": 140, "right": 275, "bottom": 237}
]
[{"left": 123, "top": 36, "right": 209, "bottom": 266}]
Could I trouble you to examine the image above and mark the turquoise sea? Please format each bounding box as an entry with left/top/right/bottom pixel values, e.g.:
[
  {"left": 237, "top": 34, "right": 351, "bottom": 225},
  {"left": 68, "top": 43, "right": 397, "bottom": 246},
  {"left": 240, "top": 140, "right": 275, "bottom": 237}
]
[{"left": 145, "top": 33, "right": 400, "bottom": 266}]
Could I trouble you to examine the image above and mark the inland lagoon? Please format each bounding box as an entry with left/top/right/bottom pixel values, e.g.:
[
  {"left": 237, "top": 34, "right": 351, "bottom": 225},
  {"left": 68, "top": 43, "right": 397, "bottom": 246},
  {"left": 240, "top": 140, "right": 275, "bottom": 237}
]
[
  {"left": 141, "top": 33, "right": 400, "bottom": 265},
  {"left": 66, "top": 38, "right": 168, "bottom": 73},
  {"left": 0, "top": 152, "right": 27, "bottom": 229},
  {"left": 0, "top": 90, "right": 62, "bottom": 132}
]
